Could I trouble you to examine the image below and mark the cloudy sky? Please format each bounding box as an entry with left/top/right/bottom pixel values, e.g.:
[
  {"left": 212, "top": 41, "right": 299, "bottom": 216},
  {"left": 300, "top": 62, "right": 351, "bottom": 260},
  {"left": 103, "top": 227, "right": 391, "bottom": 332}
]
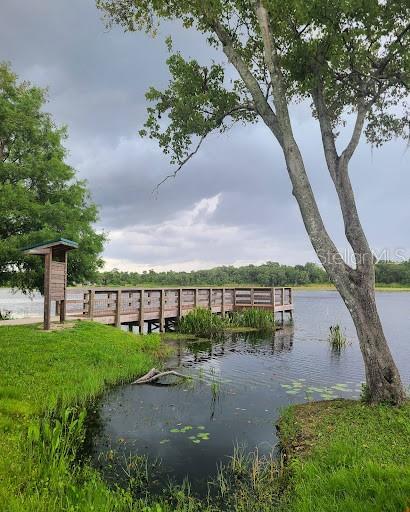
[{"left": 1, "top": 0, "right": 409, "bottom": 271}]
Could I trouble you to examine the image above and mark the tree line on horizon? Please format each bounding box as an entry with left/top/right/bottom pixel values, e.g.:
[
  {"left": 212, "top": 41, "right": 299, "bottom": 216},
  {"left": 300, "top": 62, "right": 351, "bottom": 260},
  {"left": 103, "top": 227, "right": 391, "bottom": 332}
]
[{"left": 94, "top": 260, "right": 410, "bottom": 288}]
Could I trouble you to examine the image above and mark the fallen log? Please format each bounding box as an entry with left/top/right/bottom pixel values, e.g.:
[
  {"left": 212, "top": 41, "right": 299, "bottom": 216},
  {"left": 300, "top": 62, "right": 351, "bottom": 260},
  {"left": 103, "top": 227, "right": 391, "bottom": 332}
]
[{"left": 132, "top": 368, "right": 190, "bottom": 385}]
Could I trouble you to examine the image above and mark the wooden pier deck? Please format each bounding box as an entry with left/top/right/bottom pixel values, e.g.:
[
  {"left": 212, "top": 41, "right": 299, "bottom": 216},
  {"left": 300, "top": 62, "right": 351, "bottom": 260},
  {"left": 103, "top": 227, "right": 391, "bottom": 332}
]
[{"left": 66, "top": 287, "right": 293, "bottom": 333}]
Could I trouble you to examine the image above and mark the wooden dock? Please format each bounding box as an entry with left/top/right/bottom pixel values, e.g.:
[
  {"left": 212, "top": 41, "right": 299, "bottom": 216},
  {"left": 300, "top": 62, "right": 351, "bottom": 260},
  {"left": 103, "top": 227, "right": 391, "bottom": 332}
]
[{"left": 66, "top": 287, "right": 293, "bottom": 333}]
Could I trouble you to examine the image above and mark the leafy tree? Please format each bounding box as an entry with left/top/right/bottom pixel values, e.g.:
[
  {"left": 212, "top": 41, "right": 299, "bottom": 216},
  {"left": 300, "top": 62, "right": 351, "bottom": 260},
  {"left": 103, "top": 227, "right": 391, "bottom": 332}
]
[
  {"left": 0, "top": 63, "right": 105, "bottom": 292},
  {"left": 97, "top": 0, "right": 409, "bottom": 404}
]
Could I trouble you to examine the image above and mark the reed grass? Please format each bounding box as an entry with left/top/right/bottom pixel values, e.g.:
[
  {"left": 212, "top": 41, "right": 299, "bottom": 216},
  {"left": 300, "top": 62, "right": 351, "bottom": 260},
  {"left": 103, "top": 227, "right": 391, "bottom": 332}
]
[
  {"left": 177, "top": 307, "right": 226, "bottom": 337},
  {"left": 178, "top": 307, "right": 276, "bottom": 337},
  {"left": 328, "top": 324, "right": 347, "bottom": 350},
  {"left": 230, "top": 309, "right": 276, "bottom": 331}
]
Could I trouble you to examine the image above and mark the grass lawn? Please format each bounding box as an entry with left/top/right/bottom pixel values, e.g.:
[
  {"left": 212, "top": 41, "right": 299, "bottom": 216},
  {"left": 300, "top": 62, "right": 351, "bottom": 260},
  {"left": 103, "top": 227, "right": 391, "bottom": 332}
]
[
  {"left": 1, "top": 322, "right": 408, "bottom": 511},
  {"left": 280, "top": 400, "right": 410, "bottom": 512},
  {"left": 0, "top": 321, "right": 167, "bottom": 511}
]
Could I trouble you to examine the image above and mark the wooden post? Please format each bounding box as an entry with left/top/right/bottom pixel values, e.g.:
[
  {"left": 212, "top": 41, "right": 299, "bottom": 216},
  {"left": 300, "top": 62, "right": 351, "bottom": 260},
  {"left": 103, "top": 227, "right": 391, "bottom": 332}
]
[
  {"left": 59, "top": 251, "right": 67, "bottom": 323},
  {"left": 221, "top": 288, "right": 225, "bottom": 317},
  {"left": 281, "top": 287, "right": 285, "bottom": 307},
  {"left": 233, "top": 288, "right": 237, "bottom": 310},
  {"left": 88, "top": 289, "right": 95, "bottom": 320},
  {"left": 60, "top": 299, "right": 66, "bottom": 323},
  {"left": 43, "top": 251, "right": 51, "bottom": 330},
  {"left": 250, "top": 288, "right": 255, "bottom": 307},
  {"left": 209, "top": 288, "right": 212, "bottom": 311},
  {"left": 139, "top": 289, "right": 144, "bottom": 334},
  {"left": 159, "top": 289, "right": 165, "bottom": 332},
  {"left": 178, "top": 288, "right": 183, "bottom": 318},
  {"left": 194, "top": 288, "right": 198, "bottom": 308},
  {"left": 115, "top": 290, "right": 121, "bottom": 327},
  {"left": 55, "top": 301, "right": 61, "bottom": 316}
]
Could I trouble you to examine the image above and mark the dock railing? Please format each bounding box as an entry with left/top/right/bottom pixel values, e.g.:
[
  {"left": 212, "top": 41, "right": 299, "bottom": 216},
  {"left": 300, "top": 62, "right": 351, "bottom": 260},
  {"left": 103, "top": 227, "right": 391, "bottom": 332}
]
[{"left": 66, "top": 287, "right": 293, "bottom": 332}]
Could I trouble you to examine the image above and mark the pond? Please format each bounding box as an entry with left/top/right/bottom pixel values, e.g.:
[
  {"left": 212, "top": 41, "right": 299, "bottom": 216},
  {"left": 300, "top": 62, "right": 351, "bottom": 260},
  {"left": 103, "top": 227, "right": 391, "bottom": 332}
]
[{"left": 86, "top": 290, "right": 410, "bottom": 494}]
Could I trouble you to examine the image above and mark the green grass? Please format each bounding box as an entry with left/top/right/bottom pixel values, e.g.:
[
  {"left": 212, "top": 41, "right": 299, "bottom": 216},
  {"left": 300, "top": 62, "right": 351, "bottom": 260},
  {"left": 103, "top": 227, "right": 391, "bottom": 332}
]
[
  {"left": 279, "top": 400, "right": 410, "bottom": 512},
  {"left": 0, "top": 321, "right": 168, "bottom": 511}
]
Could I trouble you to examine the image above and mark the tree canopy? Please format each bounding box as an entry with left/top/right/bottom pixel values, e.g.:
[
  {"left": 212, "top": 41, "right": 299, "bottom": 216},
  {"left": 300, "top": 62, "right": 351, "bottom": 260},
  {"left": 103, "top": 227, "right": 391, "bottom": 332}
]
[
  {"left": 0, "top": 63, "right": 105, "bottom": 292},
  {"left": 98, "top": 0, "right": 409, "bottom": 162}
]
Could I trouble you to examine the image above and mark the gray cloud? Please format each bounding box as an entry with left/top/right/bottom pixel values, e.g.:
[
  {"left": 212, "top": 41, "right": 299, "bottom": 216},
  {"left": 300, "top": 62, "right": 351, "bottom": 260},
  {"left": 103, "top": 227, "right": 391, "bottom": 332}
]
[{"left": 1, "top": 0, "right": 409, "bottom": 271}]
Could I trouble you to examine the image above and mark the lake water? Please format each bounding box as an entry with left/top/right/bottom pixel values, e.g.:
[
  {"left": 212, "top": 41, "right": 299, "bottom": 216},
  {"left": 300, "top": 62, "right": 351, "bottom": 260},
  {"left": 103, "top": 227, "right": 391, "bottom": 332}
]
[
  {"left": 83, "top": 290, "right": 410, "bottom": 493},
  {"left": 0, "top": 288, "right": 43, "bottom": 318}
]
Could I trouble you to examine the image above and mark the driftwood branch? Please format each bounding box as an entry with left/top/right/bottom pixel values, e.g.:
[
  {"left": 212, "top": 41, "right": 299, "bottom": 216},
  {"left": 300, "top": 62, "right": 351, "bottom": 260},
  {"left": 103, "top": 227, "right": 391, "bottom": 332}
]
[{"left": 132, "top": 368, "right": 189, "bottom": 385}]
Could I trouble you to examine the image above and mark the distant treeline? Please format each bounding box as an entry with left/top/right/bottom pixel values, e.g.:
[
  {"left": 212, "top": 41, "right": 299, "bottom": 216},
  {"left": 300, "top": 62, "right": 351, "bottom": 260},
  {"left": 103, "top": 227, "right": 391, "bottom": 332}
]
[{"left": 94, "top": 260, "right": 410, "bottom": 287}]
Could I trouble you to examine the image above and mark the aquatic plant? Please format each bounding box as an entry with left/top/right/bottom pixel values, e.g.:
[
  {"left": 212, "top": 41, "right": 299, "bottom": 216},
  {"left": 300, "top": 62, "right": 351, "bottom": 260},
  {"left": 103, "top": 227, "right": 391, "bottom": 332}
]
[
  {"left": 328, "top": 324, "right": 348, "bottom": 350},
  {"left": 229, "top": 309, "right": 276, "bottom": 331},
  {"left": 178, "top": 307, "right": 226, "bottom": 337},
  {"left": 178, "top": 307, "right": 277, "bottom": 337},
  {"left": 27, "top": 408, "right": 86, "bottom": 484}
]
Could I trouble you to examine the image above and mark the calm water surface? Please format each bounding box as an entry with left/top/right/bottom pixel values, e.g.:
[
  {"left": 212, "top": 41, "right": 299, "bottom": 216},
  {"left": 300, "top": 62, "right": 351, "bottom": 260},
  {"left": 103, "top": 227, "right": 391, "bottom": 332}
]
[
  {"left": 0, "top": 288, "right": 43, "bottom": 318},
  {"left": 86, "top": 291, "right": 410, "bottom": 491}
]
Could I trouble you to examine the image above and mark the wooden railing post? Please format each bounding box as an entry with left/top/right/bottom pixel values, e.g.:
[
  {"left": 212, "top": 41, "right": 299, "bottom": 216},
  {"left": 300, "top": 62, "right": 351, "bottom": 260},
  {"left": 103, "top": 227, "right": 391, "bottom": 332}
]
[
  {"left": 115, "top": 290, "right": 121, "bottom": 327},
  {"left": 194, "top": 288, "right": 198, "bottom": 308},
  {"left": 88, "top": 289, "right": 95, "bottom": 320},
  {"left": 209, "top": 288, "right": 212, "bottom": 311},
  {"left": 83, "top": 292, "right": 88, "bottom": 316},
  {"left": 178, "top": 288, "right": 183, "bottom": 318},
  {"left": 221, "top": 288, "right": 225, "bottom": 317},
  {"left": 281, "top": 287, "right": 285, "bottom": 306},
  {"left": 43, "top": 251, "right": 51, "bottom": 330},
  {"left": 233, "top": 288, "right": 237, "bottom": 310},
  {"left": 160, "top": 289, "right": 165, "bottom": 332},
  {"left": 139, "top": 289, "right": 144, "bottom": 334},
  {"left": 250, "top": 288, "right": 255, "bottom": 307}
]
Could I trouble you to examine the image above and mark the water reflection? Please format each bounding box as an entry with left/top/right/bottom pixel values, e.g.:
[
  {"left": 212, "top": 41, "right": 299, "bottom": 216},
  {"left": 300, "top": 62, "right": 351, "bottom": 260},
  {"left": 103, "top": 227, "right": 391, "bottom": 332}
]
[{"left": 87, "top": 325, "right": 366, "bottom": 492}]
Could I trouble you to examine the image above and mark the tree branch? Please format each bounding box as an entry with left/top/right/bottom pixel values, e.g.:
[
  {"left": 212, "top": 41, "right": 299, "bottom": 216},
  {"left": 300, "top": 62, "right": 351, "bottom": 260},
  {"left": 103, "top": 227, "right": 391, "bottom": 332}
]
[
  {"left": 210, "top": 19, "right": 283, "bottom": 144},
  {"left": 153, "top": 133, "right": 207, "bottom": 196},
  {"left": 253, "top": 1, "right": 293, "bottom": 135},
  {"left": 312, "top": 81, "right": 339, "bottom": 178},
  {"left": 340, "top": 105, "right": 367, "bottom": 165}
]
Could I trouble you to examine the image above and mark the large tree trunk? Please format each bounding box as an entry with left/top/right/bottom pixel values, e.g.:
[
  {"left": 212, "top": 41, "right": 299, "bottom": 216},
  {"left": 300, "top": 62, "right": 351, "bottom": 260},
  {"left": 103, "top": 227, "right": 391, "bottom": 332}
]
[
  {"left": 214, "top": 5, "right": 406, "bottom": 405},
  {"left": 337, "top": 276, "right": 406, "bottom": 405}
]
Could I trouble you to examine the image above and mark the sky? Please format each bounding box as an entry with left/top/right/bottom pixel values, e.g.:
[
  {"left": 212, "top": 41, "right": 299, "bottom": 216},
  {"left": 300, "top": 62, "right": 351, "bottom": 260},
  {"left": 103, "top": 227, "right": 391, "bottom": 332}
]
[{"left": 1, "top": 0, "right": 409, "bottom": 272}]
